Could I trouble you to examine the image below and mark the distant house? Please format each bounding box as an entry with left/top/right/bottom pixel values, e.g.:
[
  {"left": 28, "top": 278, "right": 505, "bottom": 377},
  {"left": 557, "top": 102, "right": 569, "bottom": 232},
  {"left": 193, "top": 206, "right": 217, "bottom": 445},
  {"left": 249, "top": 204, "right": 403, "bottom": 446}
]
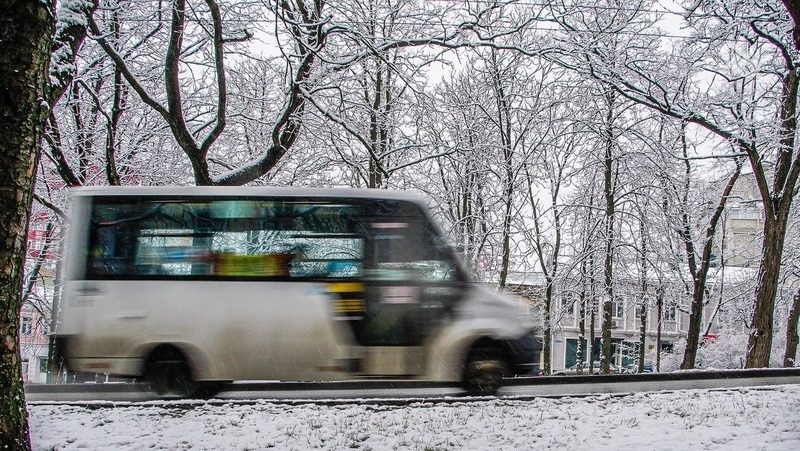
[
  {"left": 507, "top": 272, "right": 690, "bottom": 373},
  {"left": 21, "top": 208, "right": 57, "bottom": 383},
  {"left": 19, "top": 303, "right": 51, "bottom": 383},
  {"left": 724, "top": 172, "right": 764, "bottom": 267}
]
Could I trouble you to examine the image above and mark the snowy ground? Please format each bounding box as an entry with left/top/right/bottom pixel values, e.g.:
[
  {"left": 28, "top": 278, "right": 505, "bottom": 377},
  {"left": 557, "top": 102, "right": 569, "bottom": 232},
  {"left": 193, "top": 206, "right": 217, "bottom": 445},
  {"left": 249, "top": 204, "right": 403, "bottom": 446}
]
[{"left": 30, "top": 385, "right": 800, "bottom": 450}]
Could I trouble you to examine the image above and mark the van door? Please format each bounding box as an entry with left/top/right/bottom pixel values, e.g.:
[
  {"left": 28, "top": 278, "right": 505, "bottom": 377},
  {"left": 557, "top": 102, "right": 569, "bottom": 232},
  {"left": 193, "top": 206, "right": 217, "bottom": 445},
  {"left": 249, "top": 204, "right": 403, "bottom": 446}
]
[{"left": 355, "top": 202, "right": 466, "bottom": 376}]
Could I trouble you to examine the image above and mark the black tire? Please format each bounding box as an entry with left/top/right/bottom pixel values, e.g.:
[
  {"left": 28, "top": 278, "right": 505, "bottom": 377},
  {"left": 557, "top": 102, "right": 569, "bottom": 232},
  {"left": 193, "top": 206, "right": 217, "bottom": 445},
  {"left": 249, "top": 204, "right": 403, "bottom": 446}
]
[
  {"left": 461, "top": 346, "right": 508, "bottom": 396},
  {"left": 145, "top": 348, "right": 199, "bottom": 398},
  {"left": 195, "top": 381, "right": 225, "bottom": 399}
]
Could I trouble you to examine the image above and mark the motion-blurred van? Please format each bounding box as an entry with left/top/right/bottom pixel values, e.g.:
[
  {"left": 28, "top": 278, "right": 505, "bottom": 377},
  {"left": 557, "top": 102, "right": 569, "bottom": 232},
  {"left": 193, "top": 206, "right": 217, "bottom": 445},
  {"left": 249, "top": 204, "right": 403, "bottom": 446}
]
[{"left": 55, "top": 187, "right": 537, "bottom": 396}]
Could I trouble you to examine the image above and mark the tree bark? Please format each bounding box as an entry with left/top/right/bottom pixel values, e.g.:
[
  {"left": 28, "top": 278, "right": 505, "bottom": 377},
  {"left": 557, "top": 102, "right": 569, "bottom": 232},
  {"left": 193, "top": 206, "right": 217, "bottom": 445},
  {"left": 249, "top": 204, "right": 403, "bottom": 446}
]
[
  {"left": 656, "top": 286, "right": 663, "bottom": 372},
  {"left": 781, "top": 0, "right": 800, "bottom": 50},
  {"left": 0, "top": 1, "right": 54, "bottom": 449},
  {"left": 746, "top": 212, "right": 790, "bottom": 367},
  {"left": 784, "top": 287, "right": 800, "bottom": 367},
  {"left": 637, "top": 218, "right": 647, "bottom": 373},
  {"left": 577, "top": 259, "right": 587, "bottom": 374},
  {"left": 600, "top": 89, "right": 616, "bottom": 374},
  {"left": 746, "top": 68, "right": 799, "bottom": 368}
]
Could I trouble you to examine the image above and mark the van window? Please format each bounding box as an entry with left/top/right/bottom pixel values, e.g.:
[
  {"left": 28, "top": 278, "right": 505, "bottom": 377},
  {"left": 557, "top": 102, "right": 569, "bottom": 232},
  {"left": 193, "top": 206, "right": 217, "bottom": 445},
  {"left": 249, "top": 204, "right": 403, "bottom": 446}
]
[
  {"left": 86, "top": 198, "right": 363, "bottom": 279},
  {"left": 368, "top": 221, "right": 458, "bottom": 282},
  {"left": 364, "top": 201, "right": 460, "bottom": 282}
]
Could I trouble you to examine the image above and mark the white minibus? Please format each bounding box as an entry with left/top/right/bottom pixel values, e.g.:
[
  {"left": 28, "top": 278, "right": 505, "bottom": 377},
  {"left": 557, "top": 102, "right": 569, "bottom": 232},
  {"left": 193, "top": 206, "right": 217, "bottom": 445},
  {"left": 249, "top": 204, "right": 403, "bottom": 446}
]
[{"left": 55, "top": 187, "right": 538, "bottom": 396}]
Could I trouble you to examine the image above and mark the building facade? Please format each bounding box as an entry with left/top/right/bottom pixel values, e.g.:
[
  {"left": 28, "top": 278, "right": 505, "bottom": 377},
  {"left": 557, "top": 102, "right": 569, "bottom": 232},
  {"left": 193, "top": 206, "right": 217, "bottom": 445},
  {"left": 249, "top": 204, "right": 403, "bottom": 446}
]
[
  {"left": 19, "top": 304, "right": 51, "bottom": 383},
  {"left": 509, "top": 274, "right": 691, "bottom": 373}
]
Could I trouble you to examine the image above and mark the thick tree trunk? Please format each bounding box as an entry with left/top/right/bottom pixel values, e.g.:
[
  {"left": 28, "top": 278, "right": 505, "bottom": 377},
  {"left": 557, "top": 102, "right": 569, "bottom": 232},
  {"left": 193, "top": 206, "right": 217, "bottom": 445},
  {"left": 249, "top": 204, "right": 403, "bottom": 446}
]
[
  {"left": 681, "top": 278, "right": 708, "bottom": 369},
  {"left": 744, "top": 61, "right": 799, "bottom": 368},
  {"left": 0, "top": 1, "right": 54, "bottom": 449},
  {"left": 746, "top": 213, "right": 789, "bottom": 368},
  {"left": 497, "top": 187, "right": 513, "bottom": 289},
  {"left": 638, "top": 290, "right": 647, "bottom": 372},
  {"left": 784, "top": 287, "right": 800, "bottom": 367}
]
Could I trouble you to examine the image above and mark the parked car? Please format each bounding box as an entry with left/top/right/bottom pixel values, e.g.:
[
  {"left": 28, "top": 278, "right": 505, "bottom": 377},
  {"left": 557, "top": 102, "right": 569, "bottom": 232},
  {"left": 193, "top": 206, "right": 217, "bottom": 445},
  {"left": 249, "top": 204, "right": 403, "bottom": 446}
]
[
  {"left": 622, "top": 360, "right": 654, "bottom": 373},
  {"left": 553, "top": 363, "right": 623, "bottom": 375}
]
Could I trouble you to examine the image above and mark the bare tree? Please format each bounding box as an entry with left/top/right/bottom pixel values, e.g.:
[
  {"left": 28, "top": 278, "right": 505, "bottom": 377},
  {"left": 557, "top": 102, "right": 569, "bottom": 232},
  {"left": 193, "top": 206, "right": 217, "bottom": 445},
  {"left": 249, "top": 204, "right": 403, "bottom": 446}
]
[
  {"left": 79, "top": 0, "right": 543, "bottom": 187},
  {"left": 418, "top": 71, "right": 494, "bottom": 274},
  {"left": 573, "top": 178, "right": 602, "bottom": 375},
  {"left": 83, "top": 0, "right": 319, "bottom": 185},
  {"left": 0, "top": 1, "right": 54, "bottom": 448},
  {"left": 522, "top": 80, "right": 583, "bottom": 374},
  {"left": 598, "top": 87, "right": 618, "bottom": 374},
  {"left": 552, "top": 1, "right": 800, "bottom": 367}
]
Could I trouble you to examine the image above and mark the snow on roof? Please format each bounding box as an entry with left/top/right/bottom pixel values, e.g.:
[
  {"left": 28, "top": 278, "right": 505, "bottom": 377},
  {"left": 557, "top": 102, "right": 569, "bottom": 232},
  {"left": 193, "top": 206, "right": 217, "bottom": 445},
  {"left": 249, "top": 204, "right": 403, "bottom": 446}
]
[{"left": 505, "top": 271, "right": 546, "bottom": 287}]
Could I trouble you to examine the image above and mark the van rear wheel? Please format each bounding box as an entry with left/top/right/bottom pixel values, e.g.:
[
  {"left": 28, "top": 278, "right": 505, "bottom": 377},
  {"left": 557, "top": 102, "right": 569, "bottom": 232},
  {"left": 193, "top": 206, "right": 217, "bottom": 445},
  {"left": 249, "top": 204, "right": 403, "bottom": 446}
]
[
  {"left": 145, "top": 348, "right": 198, "bottom": 398},
  {"left": 462, "top": 346, "right": 508, "bottom": 396}
]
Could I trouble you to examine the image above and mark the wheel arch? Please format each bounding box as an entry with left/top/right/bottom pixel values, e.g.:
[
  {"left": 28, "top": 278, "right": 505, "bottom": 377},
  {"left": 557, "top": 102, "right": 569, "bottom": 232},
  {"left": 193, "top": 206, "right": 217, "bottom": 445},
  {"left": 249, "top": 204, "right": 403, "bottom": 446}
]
[
  {"left": 137, "top": 341, "right": 212, "bottom": 381},
  {"left": 425, "top": 329, "right": 514, "bottom": 382}
]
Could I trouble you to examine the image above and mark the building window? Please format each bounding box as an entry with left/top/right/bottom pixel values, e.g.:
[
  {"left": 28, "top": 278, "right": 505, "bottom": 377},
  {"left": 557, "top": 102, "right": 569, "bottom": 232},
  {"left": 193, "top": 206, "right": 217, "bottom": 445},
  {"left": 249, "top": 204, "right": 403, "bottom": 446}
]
[
  {"left": 635, "top": 302, "right": 646, "bottom": 318},
  {"left": 39, "top": 358, "right": 50, "bottom": 374},
  {"left": 612, "top": 298, "right": 624, "bottom": 319},
  {"left": 664, "top": 305, "right": 677, "bottom": 322},
  {"left": 559, "top": 296, "right": 576, "bottom": 316},
  {"left": 20, "top": 316, "right": 32, "bottom": 335}
]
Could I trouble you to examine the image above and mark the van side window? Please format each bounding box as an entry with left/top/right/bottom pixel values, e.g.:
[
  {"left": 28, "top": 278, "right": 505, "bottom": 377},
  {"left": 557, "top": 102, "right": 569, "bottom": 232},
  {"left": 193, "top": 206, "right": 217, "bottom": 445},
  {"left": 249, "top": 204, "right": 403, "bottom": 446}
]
[{"left": 86, "top": 199, "right": 363, "bottom": 280}]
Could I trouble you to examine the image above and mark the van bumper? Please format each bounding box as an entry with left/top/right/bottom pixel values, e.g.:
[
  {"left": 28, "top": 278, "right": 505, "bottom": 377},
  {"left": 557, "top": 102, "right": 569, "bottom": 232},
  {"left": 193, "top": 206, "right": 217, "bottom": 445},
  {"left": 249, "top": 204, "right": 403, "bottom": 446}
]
[{"left": 506, "top": 329, "right": 542, "bottom": 376}]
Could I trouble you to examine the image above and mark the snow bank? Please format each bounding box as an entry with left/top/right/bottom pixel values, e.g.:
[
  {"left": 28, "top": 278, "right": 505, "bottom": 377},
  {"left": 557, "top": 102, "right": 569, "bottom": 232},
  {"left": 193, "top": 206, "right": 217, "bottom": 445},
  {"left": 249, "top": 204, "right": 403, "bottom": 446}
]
[{"left": 30, "top": 385, "right": 800, "bottom": 450}]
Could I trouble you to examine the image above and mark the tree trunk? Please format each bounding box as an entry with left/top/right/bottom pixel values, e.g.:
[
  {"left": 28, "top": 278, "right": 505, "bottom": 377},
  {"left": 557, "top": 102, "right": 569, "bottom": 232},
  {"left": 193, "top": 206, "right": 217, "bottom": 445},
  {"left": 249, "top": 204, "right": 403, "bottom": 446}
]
[
  {"left": 589, "top": 252, "right": 597, "bottom": 374},
  {"left": 746, "top": 65, "right": 798, "bottom": 368},
  {"left": 576, "top": 259, "right": 587, "bottom": 375},
  {"left": 542, "top": 279, "right": 553, "bottom": 375},
  {"left": 746, "top": 212, "right": 790, "bottom": 368},
  {"left": 600, "top": 89, "right": 616, "bottom": 374},
  {"left": 785, "top": 287, "right": 800, "bottom": 367},
  {"left": 656, "top": 287, "right": 663, "bottom": 372},
  {"left": 0, "top": 1, "right": 53, "bottom": 449},
  {"left": 367, "top": 60, "right": 385, "bottom": 189},
  {"left": 681, "top": 272, "right": 712, "bottom": 369},
  {"left": 638, "top": 219, "right": 647, "bottom": 373},
  {"left": 676, "top": 123, "right": 742, "bottom": 369},
  {"left": 492, "top": 50, "right": 514, "bottom": 290}
]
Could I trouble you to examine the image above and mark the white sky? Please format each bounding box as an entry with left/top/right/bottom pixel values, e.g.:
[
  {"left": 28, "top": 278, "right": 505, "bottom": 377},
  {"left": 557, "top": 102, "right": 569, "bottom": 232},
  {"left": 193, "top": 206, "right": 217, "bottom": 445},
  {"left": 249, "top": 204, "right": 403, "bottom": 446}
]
[{"left": 29, "top": 384, "right": 800, "bottom": 450}]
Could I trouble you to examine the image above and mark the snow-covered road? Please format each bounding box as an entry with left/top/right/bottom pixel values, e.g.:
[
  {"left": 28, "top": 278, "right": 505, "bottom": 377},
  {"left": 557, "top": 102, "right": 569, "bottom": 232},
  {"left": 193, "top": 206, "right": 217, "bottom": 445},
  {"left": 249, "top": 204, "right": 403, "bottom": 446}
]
[{"left": 29, "top": 384, "right": 800, "bottom": 450}]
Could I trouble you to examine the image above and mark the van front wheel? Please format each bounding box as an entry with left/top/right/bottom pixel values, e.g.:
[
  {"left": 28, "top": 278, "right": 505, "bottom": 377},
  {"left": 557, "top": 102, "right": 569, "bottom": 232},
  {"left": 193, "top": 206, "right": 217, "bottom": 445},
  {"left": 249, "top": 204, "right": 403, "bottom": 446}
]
[{"left": 462, "top": 346, "right": 507, "bottom": 396}]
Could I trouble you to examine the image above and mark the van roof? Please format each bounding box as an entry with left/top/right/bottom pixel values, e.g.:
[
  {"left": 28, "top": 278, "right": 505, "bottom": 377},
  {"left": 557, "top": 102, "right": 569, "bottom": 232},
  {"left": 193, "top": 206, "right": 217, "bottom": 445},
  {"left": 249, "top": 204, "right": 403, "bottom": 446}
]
[{"left": 69, "top": 186, "right": 429, "bottom": 205}]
